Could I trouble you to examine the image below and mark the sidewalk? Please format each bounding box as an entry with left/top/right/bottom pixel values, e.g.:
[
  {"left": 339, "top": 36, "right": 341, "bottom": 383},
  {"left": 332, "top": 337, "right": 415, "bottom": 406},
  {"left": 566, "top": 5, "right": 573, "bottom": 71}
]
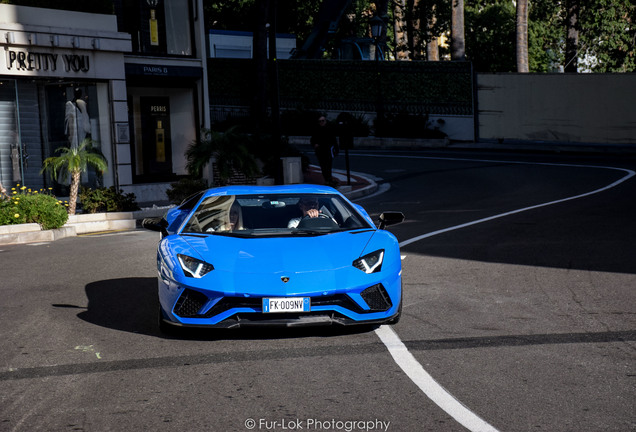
[{"left": 289, "top": 136, "right": 636, "bottom": 155}]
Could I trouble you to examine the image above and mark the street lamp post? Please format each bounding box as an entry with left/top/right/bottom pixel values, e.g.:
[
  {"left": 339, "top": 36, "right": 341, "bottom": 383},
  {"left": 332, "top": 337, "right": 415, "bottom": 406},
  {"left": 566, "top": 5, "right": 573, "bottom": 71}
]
[
  {"left": 369, "top": 15, "right": 387, "bottom": 139},
  {"left": 369, "top": 15, "right": 385, "bottom": 61}
]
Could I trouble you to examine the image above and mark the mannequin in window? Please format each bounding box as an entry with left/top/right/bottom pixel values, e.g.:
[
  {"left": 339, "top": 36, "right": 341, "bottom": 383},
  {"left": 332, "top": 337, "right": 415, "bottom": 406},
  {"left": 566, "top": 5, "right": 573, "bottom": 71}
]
[
  {"left": 11, "top": 144, "right": 20, "bottom": 182},
  {"left": 64, "top": 88, "right": 91, "bottom": 149}
]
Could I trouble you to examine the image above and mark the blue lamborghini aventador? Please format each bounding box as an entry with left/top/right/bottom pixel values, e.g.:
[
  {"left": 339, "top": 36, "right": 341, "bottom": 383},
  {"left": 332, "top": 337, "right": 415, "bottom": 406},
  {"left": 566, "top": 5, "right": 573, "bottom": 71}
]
[{"left": 143, "top": 184, "right": 404, "bottom": 332}]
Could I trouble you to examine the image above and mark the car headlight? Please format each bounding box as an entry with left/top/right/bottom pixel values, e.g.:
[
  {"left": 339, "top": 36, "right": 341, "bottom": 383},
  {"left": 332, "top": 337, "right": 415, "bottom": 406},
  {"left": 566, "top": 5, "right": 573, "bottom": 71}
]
[
  {"left": 177, "top": 254, "right": 214, "bottom": 278},
  {"left": 353, "top": 250, "right": 384, "bottom": 274}
]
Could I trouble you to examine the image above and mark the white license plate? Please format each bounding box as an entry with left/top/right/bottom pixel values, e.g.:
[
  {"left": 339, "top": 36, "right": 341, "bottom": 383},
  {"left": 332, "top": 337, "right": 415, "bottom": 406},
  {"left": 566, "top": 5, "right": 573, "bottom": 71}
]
[{"left": 262, "top": 297, "right": 311, "bottom": 313}]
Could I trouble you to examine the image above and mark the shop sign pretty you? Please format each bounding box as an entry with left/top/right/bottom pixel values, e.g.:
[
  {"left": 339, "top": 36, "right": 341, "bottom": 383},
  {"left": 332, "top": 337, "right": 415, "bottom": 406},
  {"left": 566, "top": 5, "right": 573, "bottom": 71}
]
[{"left": 5, "top": 49, "right": 90, "bottom": 73}]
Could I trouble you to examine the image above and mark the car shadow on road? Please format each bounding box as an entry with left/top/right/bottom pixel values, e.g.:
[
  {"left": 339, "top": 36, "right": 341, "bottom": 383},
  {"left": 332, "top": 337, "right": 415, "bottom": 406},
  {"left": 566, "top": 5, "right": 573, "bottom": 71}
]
[
  {"left": 77, "top": 277, "right": 160, "bottom": 337},
  {"left": 77, "top": 277, "right": 378, "bottom": 341}
]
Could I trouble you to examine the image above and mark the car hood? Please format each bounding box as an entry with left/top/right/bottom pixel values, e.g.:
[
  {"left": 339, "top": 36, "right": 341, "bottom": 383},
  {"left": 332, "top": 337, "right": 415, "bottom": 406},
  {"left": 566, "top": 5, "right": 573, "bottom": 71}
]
[
  {"left": 182, "top": 230, "right": 375, "bottom": 273},
  {"left": 178, "top": 230, "right": 377, "bottom": 296}
]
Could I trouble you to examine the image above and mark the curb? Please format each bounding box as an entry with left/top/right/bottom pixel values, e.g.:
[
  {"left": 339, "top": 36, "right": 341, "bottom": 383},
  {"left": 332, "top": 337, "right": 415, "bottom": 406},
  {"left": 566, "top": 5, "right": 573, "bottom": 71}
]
[
  {"left": 335, "top": 169, "right": 378, "bottom": 200},
  {"left": 0, "top": 226, "right": 77, "bottom": 245},
  {"left": 0, "top": 207, "right": 172, "bottom": 246}
]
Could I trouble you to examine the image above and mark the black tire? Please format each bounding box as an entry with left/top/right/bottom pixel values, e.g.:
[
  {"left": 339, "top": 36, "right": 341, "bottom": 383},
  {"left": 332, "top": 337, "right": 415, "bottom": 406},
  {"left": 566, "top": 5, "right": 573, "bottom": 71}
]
[
  {"left": 387, "top": 282, "right": 404, "bottom": 324},
  {"left": 387, "top": 299, "right": 402, "bottom": 324},
  {"left": 158, "top": 306, "right": 179, "bottom": 335}
]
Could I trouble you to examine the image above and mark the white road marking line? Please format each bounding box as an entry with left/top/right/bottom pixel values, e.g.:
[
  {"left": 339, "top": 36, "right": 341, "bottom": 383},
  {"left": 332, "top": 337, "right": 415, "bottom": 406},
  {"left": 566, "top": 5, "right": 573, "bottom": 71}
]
[
  {"left": 375, "top": 325, "right": 499, "bottom": 432},
  {"left": 398, "top": 163, "right": 634, "bottom": 247},
  {"left": 366, "top": 155, "right": 635, "bottom": 432}
]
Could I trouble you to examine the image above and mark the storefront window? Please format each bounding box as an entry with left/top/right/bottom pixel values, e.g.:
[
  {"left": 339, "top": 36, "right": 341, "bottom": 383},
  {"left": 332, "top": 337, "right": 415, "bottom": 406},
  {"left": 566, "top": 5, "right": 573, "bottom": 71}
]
[
  {"left": 0, "top": 80, "right": 114, "bottom": 197},
  {"left": 164, "top": 0, "right": 192, "bottom": 55},
  {"left": 128, "top": 86, "right": 196, "bottom": 183},
  {"left": 118, "top": 0, "right": 193, "bottom": 57},
  {"left": 0, "top": 80, "right": 21, "bottom": 191},
  {"left": 40, "top": 82, "right": 113, "bottom": 195}
]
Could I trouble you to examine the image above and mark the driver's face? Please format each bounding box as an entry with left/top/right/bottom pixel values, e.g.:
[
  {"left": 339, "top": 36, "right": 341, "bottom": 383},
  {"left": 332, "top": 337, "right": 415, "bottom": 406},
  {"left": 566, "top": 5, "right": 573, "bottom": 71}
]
[{"left": 300, "top": 200, "right": 318, "bottom": 209}]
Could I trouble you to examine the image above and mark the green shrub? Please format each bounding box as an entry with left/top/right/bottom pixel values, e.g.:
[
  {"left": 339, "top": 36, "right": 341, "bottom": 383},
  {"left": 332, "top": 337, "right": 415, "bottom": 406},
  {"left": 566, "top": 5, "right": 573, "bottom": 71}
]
[
  {"left": 166, "top": 178, "right": 208, "bottom": 205},
  {"left": 79, "top": 186, "right": 140, "bottom": 213},
  {"left": 0, "top": 186, "right": 68, "bottom": 230}
]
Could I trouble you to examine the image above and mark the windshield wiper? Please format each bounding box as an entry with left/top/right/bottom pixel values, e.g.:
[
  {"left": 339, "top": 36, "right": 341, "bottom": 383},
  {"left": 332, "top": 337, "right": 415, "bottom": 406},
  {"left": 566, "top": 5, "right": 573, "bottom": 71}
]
[
  {"left": 291, "top": 229, "right": 332, "bottom": 236},
  {"left": 181, "top": 232, "right": 208, "bottom": 238}
]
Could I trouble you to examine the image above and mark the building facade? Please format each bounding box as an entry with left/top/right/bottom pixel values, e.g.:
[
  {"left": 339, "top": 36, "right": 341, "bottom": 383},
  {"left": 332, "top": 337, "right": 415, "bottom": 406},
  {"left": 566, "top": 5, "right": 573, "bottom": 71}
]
[
  {"left": 0, "top": 1, "right": 209, "bottom": 204},
  {"left": 209, "top": 29, "right": 297, "bottom": 59},
  {"left": 115, "top": 0, "right": 210, "bottom": 202},
  {"left": 0, "top": 4, "right": 131, "bottom": 195}
]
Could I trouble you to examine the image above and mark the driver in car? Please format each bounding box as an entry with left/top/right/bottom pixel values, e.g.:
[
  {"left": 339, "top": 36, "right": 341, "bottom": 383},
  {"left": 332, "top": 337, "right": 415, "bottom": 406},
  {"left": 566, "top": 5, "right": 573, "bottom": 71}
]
[{"left": 288, "top": 197, "right": 336, "bottom": 228}]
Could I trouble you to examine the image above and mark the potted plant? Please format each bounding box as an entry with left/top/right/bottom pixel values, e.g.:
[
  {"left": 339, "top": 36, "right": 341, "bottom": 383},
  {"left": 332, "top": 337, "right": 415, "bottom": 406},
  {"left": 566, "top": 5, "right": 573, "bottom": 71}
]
[{"left": 186, "top": 126, "right": 259, "bottom": 185}]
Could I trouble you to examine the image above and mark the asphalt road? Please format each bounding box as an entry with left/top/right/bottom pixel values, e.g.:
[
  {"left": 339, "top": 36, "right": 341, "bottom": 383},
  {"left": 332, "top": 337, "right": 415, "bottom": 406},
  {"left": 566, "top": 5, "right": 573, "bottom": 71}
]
[{"left": 0, "top": 149, "right": 634, "bottom": 432}]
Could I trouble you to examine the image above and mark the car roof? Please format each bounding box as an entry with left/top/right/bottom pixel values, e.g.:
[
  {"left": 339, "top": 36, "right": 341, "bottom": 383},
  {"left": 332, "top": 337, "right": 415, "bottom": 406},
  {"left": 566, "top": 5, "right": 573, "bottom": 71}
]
[{"left": 200, "top": 184, "right": 342, "bottom": 198}]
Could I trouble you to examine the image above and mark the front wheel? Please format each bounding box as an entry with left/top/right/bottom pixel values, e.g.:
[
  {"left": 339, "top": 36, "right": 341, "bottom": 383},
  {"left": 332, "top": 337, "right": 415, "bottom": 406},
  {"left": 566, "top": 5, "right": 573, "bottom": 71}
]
[
  {"left": 387, "top": 282, "right": 403, "bottom": 324},
  {"left": 387, "top": 299, "right": 402, "bottom": 324},
  {"left": 158, "top": 306, "right": 180, "bottom": 335}
]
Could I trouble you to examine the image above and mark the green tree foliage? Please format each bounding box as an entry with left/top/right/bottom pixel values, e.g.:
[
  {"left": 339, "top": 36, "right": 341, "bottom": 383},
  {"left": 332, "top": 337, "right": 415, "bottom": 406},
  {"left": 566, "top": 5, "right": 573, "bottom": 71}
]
[
  {"left": 204, "top": 0, "right": 320, "bottom": 44},
  {"left": 205, "top": 0, "right": 382, "bottom": 60},
  {"left": 578, "top": 0, "right": 635, "bottom": 72},
  {"left": 465, "top": 1, "right": 516, "bottom": 72},
  {"left": 204, "top": 0, "right": 256, "bottom": 31},
  {"left": 464, "top": 0, "right": 633, "bottom": 72},
  {"left": 417, "top": 0, "right": 451, "bottom": 56},
  {"left": 463, "top": 0, "right": 565, "bottom": 72},
  {"left": 528, "top": 0, "right": 564, "bottom": 72},
  {"left": 5, "top": 0, "right": 633, "bottom": 71}
]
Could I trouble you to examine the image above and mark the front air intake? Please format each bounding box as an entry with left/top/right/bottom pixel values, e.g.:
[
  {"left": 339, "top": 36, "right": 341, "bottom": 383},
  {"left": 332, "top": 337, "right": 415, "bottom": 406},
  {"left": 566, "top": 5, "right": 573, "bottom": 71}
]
[
  {"left": 360, "top": 284, "right": 392, "bottom": 311},
  {"left": 174, "top": 289, "right": 208, "bottom": 317}
]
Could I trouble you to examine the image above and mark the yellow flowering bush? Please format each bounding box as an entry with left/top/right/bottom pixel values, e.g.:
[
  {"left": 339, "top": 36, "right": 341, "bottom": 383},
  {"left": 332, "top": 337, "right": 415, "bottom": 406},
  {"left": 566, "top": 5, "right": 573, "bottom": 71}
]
[{"left": 0, "top": 185, "right": 68, "bottom": 230}]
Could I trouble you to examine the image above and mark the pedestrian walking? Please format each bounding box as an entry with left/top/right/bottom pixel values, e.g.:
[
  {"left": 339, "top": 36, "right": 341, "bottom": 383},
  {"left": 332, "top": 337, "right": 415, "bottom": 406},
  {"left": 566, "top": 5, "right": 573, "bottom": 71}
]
[{"left": 311, "top": 115, "right": 339, "bottom": 186}]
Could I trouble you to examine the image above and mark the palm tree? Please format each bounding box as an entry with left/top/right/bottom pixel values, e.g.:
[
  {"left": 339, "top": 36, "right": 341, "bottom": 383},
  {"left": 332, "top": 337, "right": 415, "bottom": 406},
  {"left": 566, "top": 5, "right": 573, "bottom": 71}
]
[
  {"left": 41, "top": 139, "right": 108, "bottom": 215},
  {"left": 451, "top": 0, "right": 466, "bottom": 61},
  {"left": 516, "top": 0, "right": 529, "bottom": 72},
  {"left": 392, "top": 0, "right": 408, "bottom": 60},
  {"left": 425, "top": 3, "right": 440, "bottom": 61}
]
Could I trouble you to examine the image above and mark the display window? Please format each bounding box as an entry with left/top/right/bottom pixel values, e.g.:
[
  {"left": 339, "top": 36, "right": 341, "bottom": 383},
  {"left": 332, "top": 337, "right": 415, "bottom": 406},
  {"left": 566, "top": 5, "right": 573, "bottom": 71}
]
[
  {"left": 0, "top": 80, "right": 21, "bottom": 193},
  {"left": 40, "top": 81, "right": 113, "bottom": 195},
  {"left": 118, "top": 0, "right": 194, "bottom": 57},
  {"left": 0, "top": 79, "right": 114, "bottom": 197},
  {"left": 128, "top": 86, "right": 197, "bottom": 183}
]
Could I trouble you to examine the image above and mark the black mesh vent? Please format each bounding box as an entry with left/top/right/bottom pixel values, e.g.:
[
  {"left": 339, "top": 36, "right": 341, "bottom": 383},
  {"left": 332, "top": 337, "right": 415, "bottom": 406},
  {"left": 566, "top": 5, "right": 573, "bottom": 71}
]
[
  {"left": 174, "top": 291, "right": 387, "bottom": 320},
  {"left": 360, "top": 284, "right": 392, "bottom": 311},
  {"left": 174, "top": 289, "right": 208, "bottom": 317},
  {"left": 203, "top": 297, "right": 261, "bottom": 318},
  {"left": 203, "top": 294, "right": 366, "bottom": 318},
  {"left": 311, "top": 294, "right": 365, "bottom": 313}
]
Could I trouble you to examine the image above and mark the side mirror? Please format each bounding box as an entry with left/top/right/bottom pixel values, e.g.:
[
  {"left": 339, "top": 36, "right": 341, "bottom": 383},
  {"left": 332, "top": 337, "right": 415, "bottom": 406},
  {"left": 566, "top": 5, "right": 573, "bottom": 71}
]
[
  {"left": 142, "top": 217, "right": 168, "bottom": 236},
  {"left": 378, "top": 211, "right": 404, "bottom": 229}
]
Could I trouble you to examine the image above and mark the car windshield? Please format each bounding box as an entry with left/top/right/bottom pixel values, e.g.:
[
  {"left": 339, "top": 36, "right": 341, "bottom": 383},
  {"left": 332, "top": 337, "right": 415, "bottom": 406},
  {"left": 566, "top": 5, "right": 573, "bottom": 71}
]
[{"left": 181, "top": 193, "right": 373, "bottom": 236}]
